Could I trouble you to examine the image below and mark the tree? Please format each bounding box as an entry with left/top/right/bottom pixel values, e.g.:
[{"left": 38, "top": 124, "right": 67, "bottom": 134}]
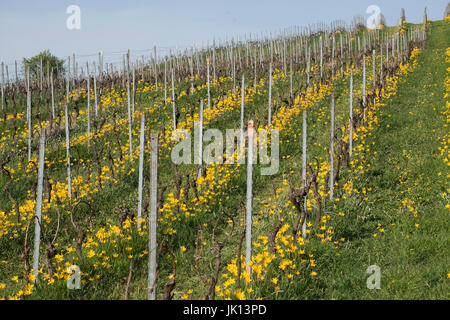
[
  {"left": 351, "top": 15, "right": 366, "bottom": 32},
  {"left": 23, "top": 50, "right": 65, "bottom": 79},
  {"left": 445, "top": 2, "right": 450, "bottom": 18}
]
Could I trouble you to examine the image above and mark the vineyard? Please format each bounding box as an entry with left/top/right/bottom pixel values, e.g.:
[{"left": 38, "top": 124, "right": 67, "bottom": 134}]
[{"left": 0, "top": 8, "right": 449, "bottom": 300}]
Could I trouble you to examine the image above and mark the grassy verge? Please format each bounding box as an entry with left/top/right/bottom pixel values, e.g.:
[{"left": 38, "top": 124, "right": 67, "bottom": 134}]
[{"left": 305, "top": 20, "right": 449, "bottom": 299}]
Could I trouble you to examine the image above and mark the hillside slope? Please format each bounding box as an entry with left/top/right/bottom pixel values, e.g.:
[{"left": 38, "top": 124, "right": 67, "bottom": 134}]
[
  {"left": 0, "top": 19, "right": 448, "bottom": 300},
  {"left": 309, "top": 20, "right": 449, "bottom": 299}
]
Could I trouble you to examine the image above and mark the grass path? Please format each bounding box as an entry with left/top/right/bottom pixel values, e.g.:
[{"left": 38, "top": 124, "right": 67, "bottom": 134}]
[{"left": 310, "top": 20, "right": 450, "bottom": 299}]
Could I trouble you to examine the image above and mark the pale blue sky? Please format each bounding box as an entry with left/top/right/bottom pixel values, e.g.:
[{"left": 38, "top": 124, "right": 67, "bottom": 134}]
[{"left": 1, "top": 0, "right": 448, "bottom": 69}]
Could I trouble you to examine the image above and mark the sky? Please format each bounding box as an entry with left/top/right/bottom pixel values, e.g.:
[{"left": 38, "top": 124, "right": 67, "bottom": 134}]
[{"left": 1, "top": 0, "right": 448, "bottom": 73}]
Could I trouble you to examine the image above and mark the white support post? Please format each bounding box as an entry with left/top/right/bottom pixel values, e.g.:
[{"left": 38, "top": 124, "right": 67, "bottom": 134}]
[
  {"left": 32, "top": 129, "right": 46, "bottom": 283},
  {"left": 171, "top": 69, "right": 176, "bottom": 131},
  {"left": 27, "top": 68, "right": 32, "bottom": 162},
  {"left": 86, "top": 63, "right": 90, "bottom": 143},
  {"left": 153, "top": 46, "right": 158, "bottom": 88},
  {"left": 189, "top": 57, "right": 194, "bottom": 95},
  {"left": 232, "top": 51, "right": 236, "bottom": 96},
  {"left": 363, "top": 55, "right": 366, "bottom": 119},
  {"left": 132, "top": 63, "right": 136, "bottom": 116},
  {"left": 245, "top": 120, "right": 254, "bottom": 276},
  {"left": 301, "top": 107, "right": 307, "bottom": 239},
  {"left": 50, "top": 70, "right": 55, "bottom": 119},
  {"left": 329, "top": 94, "right": 335, "bottom": 200},
  {"left": 64, "top": 101, "right": 72, "bottom": 199},
  {"left": 127, "top": 71, "right": 133, "bottom": 161},
  {"left": 207, "top": 58, "right": 211, "bottom": 109},
  {"left": 268, "top": 63, "right": 272, "bottom": 125},
  {"left": 93, "top": 62, "right": 98, "bottom": 117},
  {"left": 14, "top": 60, "right": 18, "bottom": 84},
  {"left": 254, "top": 55, "right": 257, "bottom": 93},
  {"left": 349, "top": 71, "right": 353, "bottom": 157},
  {"left": 148, "top": 133, "right": 159, "bottom": 300},
  {"left": 340, "top": 34, "right": 343, "bottom": 77},
  {"left": 373, "top": 49, "right": 376, "bottom": 106},
  {"left": 320, "top": 36, "right": 323, "bottom": 79},
  {"left": 1, "top": 62, "right": 5, "bottom": 111},
  {"left": 197, "top": 100, "right": 204, "bottom": 178},
  {"left": 240, "top": 74, "right": 245, "bottom": 148},
  {"left": 380, "top": 45, "right": 383, "bottom": 80},
  {"left": 137, "top": 114, "right": 145, "bottom": 229},
  {"left": 213, "top": 43, "right": 216, "bottom": 82},
  {"left": 332, "top": 37, "right": 335, "bottom": 78},
  {"left": 307, "top": 47, "right": 311, "bottom": 86},
  {"left": 164, "top": 58, "right": 167, "bottom": 104},
  {"left": 39, "top": 58, "right": 43, "bottom": 92},
  {"left": 289, "top": 58, "right": 293, "bottom": 98}
]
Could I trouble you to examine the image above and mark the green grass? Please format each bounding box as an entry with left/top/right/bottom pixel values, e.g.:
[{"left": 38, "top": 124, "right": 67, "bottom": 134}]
[
  {"left": 0, "top": 20, "right": 448, "bottom": 300},
  {"left": 301, "top": 20, "right": 450, "bottom": 299}
]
